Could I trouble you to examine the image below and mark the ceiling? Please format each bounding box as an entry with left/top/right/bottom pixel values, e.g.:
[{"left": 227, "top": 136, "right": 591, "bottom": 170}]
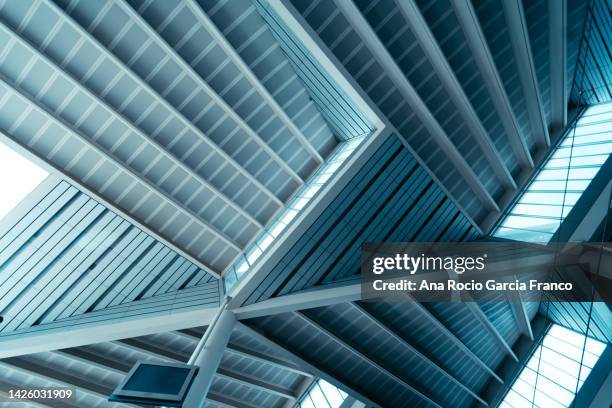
[{"left": 0, "top": 0, "right": 610, "bottom": 407}]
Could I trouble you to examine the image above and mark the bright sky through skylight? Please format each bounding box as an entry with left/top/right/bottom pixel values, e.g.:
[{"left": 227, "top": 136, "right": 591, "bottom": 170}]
[
  {"left": 494, "top": 101, "right": 612, "bottom": 242},
  {"left": 499, "top": 324, "right": 606, "bottom": 408},
  {"left": 0, "top": 142, "right": 48, "bottom": 221},
  {"left": 297, "top": 379, "right": 348, "bottom": 408}
]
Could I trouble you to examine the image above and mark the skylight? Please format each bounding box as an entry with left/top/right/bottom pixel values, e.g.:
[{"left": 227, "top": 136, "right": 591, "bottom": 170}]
[
  {"left": 225, "top": 136, "right": 366, "bottom": 291},
  {"left": 499, "top": 324, "right": 606, "bottom": 408},
  {"left": 0, "top": 141, "right": 48, "bottom": 221},
  {"left": 296, "top": 379, "right": 348, "bottom": 408},
  {"left": 494, "top": 101, "right": 612, "bottom": 242}
]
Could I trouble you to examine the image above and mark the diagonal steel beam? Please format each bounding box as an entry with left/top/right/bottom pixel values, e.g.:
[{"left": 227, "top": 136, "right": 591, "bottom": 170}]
[
  {"left": 549, "top": 0, "right": 568, "bottom": 129},
  {"left": 117, "top": 0, "right": 304, "bottom": 185},
  {"left": 450, "top": 0, "right": 534, "bottom": 170},
  {"left": 507, "top": 296, "right": 534, "bottom": 341},
  {"left": 184, "top": 0, "right": 324, "bottom": 164},
  {"left": 216, "top": 367, "right": 297, "bottom": 401},
  {"left": 394, "top": 0, "right": 516, "bottom": 191},
  {"left": 333, "top": 0, "right": 499, "bottom": 212},
  {"left": 348, "top": 302, "right": 489, "bottom": 406},
  {"left": 402, "top": 294, "right": 504, "bottom": 384},
  {"left": 175, "top": 329, "right": 313, "bottom": 378},
  {"left": 294, "top": 311, "right": 443, "bottom": 408},
  {"left": 39, "top": 0, "right": 284, "bottom": 208},
  {"left": 502, "top": 0, "right": 551, "bottom": 148},
  {"left": 466, "top": 302, "right": 519, "bottom": 362}
]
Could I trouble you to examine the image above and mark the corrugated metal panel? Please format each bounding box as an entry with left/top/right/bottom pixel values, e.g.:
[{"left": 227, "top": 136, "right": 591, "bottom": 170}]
[
  {"left": 358, "top": 300, "right": 492, "bottom": 393},
  {"left": 254, "top": 0, "right": 375, "bottom": 141},
  {"left": 425, "top": 302, "right": 506, "bottom": 369},
  {"left": 243, "top": 136, "right": 479, "bottom": 305},
  {"left": 0, "top": 178, "right": 217, "bottom": 336},
  {"left": 305, "top": 303, "right": 474, "bottom": 407}
]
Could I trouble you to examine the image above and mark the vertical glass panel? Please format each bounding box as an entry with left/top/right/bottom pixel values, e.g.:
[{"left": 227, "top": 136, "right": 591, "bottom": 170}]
[
  {"left": 494, "top": 101, "right": 612, "bottom": 242},
  {"left": 499, "top": 324, "right": 606, "bottom": 408}
]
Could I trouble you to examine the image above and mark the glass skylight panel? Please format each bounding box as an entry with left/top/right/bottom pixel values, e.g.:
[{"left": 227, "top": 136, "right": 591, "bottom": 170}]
[
  {"left": 0, "top": 141, "right": 48, "bottom": 221},
  {"left": 499, "top": 324, "right": 606, "bottom": 408},
  {"left": 494, "top": 101, "right": 612, "bottom": 242},
  {"left": 296, "top": 379, "right": 348, "bottom": 408},
  {"left": 224, "top": 136, "right": 367, "bottom": 291}
]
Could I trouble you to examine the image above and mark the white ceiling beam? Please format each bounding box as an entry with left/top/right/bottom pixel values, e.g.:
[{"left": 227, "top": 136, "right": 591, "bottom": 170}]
[
  {"left": 234, "top": 282, "right": 362, "bottom": 319},
  {"left": 0, "top": 76, "right": 244, "bottom": 253},
  {"left": 466, "top": 302, "right": 519, "bottom": 362},
  {"left": 117, "top": 0, "right": 304, "bottom": 186},
  {"left": 549, "top": 0, "right": 568, "bottom": 130},
  {"left": 0, "top": 21, "right": 264, "bottom": 231},
  {"left": 0, "top": 131, "right": 221, "bottom": 279},
  {"left": 508, "top": 297, "right": 534, "bottom": 341},
  {"left": 395, "top": 0, "right": 516, "bottom": 191},
  {"left": 0, "top": 299, "right": 220, "bottom": 359},
  {"left": 40, "top": 0, "right": 284, "bottom": 208},
  {"left": 333, "top": 0, "right": 499, "bottom": 213},
  {"left": 503, "top": 0, "right": 551, "bottom": 148},
  {"left": 235, "top": 322, "right": 382, "bottom": 408},
  {"left": 348, "top": 302, "right": 489, "bottom": 406},
  {"left": 450, "top": 0, "right": 534, "bottom": 170},
  {"left": 185, "top": 0, "right": 324, "bottom": 165},
  {"left": 294, "top": 311, "right": 443, "bottom": 408}
]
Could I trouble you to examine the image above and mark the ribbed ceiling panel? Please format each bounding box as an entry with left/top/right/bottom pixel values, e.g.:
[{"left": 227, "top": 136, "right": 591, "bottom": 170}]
[
  {"left": 243, "top": 136, "right": 479, "bottom": 306},
  {"left": 0, "top": 0, "right": 345, "bottom": 274},
  {"left": 0, "top": 178, "right": 217, "bottom": 336}
]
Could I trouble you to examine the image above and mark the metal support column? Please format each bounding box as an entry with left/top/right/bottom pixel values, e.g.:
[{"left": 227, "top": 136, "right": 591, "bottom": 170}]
[{"left": 183, "top": 301, "right": 236, "bottom": 408}]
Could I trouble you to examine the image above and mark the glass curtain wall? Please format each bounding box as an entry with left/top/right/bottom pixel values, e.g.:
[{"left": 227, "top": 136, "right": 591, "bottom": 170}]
[
  {"left": 499, "top": 324, "right": 606, "bottom": 408},
  {"left": 494, "top": 102, "right": 612, "bottom": 243}
]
